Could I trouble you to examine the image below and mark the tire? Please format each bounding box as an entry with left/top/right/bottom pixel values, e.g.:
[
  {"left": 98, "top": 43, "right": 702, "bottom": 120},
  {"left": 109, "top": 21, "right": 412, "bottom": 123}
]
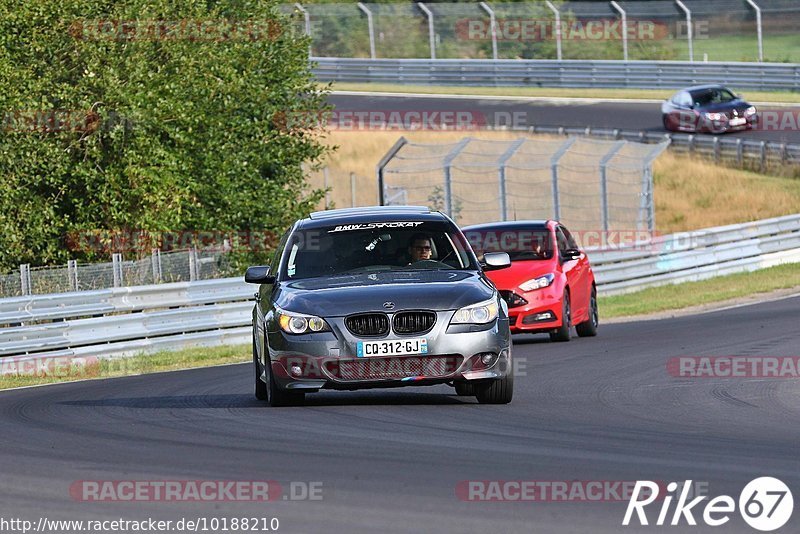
[
  {"left": 254, "top": 337, "right": 268, "bottom": 401},
  {"left": 576, "top": 287, "right": 599, "bottom": 338},
  {"left": 475, "top": 372, "right": 514, "bottom": 404},
  {"left": 454, "top": 382, "right": 475, "bottom": 396},
  {"left": 549, "top": 291, "right": 571, "bottom": 342},
  {"left": 258, "top": 338, "right": 305, "bottom": 407},
  {"left": 662, "top": 114, "right": 671, "bottom": 131}
]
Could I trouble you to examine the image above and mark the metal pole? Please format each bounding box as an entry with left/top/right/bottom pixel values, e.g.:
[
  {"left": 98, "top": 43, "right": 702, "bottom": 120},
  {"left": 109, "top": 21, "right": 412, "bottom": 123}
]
[
  {"left": 376, "top": 137, "right": 409, "bottom": 205},
  {"left": 545, "top": 1, "right": 562, "bottom": 60},
  {"left": 746, "top": 0, "right": 763, "bottom": 62},
  {"left": 350, "top": 172, "right": 357, "bottom": 207},
  {"left": 599, "top": 141, "right": 626, "bottom": 233},
  {"left": 442, "top": 138, "right": 472, "bottom": 218},
  {"left": 20, "top": 264, "right": 31, "bottom": 296},
  {"left": 68, "top": 259, "right": 78, "bottom": 291},
  {"left": 357, "top": 2, "right": 376, "bottom": 59},
  {"left": 417, "top": 3, "right": 436, "bottom": 60},
  {"left": 675, "top": 0, "right": 693, "bottom": 62},
  {"left": 479, "top": 2, "right": 498, "bottom": 60},
  {"left": 112, "top": 253, "right": 122, "bottom": 287},
  {"left": 151, "top": 249, "right": 162, "bottom": 284},
  {"left": 497, "top": 139, "right": 526, "bottom": 222},
  {"left": 610, "top": 1, "right": 628, "bottom": 61},
  {"left": 323, "top": 166, "right": 330, "bottom": 209},
  {"left": 294, "top": 3, "right": 312, "bottom": 57},
  {"left": 188, "top": 248, "right": 197, "bottom": 282},
  {"left": 549, "top": 138, "right": 576, "bottom": 221}
]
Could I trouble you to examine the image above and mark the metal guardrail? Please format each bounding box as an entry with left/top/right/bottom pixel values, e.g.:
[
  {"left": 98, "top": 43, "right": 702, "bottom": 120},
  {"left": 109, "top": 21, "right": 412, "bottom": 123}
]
[
  {"left": 312, "top": 58, "right": 800, "bottom": 92},
  {"left": 1, "top": 215, "right": 798, "bottom": 360}
]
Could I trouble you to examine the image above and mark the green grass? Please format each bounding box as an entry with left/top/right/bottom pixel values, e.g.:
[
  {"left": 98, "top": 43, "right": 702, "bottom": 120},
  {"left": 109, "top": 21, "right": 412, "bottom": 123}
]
[
  {"left": 599, "top": 262, "right": 800, "bottom": 318},
  {"left": 675, "top": 34, "right": 800, "bottom": 64},
  {"left": 0, "top": 344, "right": 249, "bottom": 391},
  {"left": 331, "top": 82, "right": 800, "bottom": 104}
]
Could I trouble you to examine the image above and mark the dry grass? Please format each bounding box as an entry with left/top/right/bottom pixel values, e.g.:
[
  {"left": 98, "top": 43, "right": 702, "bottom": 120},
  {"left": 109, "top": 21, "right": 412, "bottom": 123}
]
[{"left": 310, "top": 130, "right": 800, "bottom": 233}]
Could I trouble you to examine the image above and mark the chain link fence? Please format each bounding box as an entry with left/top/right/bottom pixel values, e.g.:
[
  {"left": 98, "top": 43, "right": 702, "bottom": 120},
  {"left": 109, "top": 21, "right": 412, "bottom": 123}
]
[
  {"left": 284, "top": 1, "right": 800, "bottom": 63},
  {"left": 377, "top": 136, "right": 668, "bottom": 231},
  {"left": 0, "top": 249, "right": 234, "bottom": 298}
]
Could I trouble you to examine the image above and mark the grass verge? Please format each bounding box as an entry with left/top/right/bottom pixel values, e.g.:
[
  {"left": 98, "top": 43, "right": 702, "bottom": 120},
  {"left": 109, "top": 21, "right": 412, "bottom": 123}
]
[
  {"left": 331, "top": 82, "right": 800, "bottom": 105},
  {"left": 599, "top": 262, "right": 800, "bottom": 318},
  {"left": 0, "top": 344, "right": 249, "bottom": 391}
]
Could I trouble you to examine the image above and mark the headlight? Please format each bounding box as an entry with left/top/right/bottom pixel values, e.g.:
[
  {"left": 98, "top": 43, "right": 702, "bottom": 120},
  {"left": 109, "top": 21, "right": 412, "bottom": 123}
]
[
  {"left": 704, "top": 112, "right": 723, "bottom": 121},
  {"left": 745, "top": 106, "right": 757, "bottom": 116},
  {"left": 276, "top": 307, "right": 330, "bottom": 334},
  {"left": 519, "top": 273, "right": 555, "bottom": 292},
  {"left": 450, "top": 298, "right": 499, "bottom": 325}
]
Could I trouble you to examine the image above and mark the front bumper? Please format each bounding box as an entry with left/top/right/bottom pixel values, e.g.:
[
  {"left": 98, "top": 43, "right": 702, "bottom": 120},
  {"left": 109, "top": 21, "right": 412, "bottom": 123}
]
[
  {"left": 507, "top": 286, "right": 563, "bottom": 334},
  {"left": 265, "top": 311, "right": 511, "bottom": 391}
]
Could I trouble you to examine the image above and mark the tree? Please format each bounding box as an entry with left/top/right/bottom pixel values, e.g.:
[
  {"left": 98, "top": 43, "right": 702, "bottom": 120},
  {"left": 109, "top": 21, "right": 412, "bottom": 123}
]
[{"left": 0, "top": 0, "right": 329, "bottom": 271}]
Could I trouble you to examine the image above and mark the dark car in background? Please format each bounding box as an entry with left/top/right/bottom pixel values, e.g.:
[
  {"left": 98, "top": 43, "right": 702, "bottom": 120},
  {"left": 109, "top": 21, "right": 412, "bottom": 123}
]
[
  {"left": 245, "top": 206, "right": 514, "bottom": 406},
  {"left": 661, "top": 84, "right": 757, "bottom": 134},
  {"left": 463, "top": 220, "right": 597, "bottom": 342}
]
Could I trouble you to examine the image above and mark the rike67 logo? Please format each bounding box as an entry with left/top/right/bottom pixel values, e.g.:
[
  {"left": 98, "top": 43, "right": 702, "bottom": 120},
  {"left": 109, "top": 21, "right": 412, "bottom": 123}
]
[{"left": 623, "top": 477, "right": 793, "bottom": 531}]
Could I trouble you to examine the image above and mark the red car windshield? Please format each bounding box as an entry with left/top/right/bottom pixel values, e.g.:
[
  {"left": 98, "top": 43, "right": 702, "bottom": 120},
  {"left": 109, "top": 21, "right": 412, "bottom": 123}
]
[{"left": 463, "top": 228, "right": 554, "bottom": 261}]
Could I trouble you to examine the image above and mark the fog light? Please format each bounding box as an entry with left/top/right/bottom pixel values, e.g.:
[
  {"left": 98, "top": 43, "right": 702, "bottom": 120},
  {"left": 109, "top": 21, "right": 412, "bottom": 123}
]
[
  {"left": 290, "top": 364, "right": 303, "bottom": 377},
  {"left": 481, "top": 353, "right": 497, "bottom": 366},
  {"left": 522, "top": 311, "right": 556, "bottom": 324}
]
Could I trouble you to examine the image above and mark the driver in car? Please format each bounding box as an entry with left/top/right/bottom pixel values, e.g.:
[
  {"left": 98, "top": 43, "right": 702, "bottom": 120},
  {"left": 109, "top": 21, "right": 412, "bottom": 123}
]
[{"left": 407, "top": 234, "right": 433, "bottom": 264}]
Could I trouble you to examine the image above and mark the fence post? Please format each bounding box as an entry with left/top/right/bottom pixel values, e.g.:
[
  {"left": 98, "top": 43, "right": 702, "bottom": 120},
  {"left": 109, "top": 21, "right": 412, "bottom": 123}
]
[
  {"left": 357, "top": 3, "right": 376, "bottom": 59},
  {"left": 189, "top": 248, "right": 198, "bottom": 282},
  {"left": 19, "top": 264, "right": 31, "bottom": 296},
  {"left": 675, "top": 0, "right": 693, "bottom": 62},
  {"left": 479, "top": 2, "right": 498, "bottom": 60},
  {"left": 68, "top": 259, "right": 78, "bottom": 292},
  {"left": 417, "top": 3, "right": 436, "bottom": 60},
  {"left": 442, "top": 138, "right": 471, "bottom": 218},
  {"left": 497, "top": 138, "right": 526, "bottom": 222},
  {"left": 151, "top": 249, "right": 162, "bottom": 284},
  {"left": 550, "top": 138, "right": 576, "bottom": 221},
  {"left": 323, "top": 166, "right": 330, "bottom": 209},
  {"left": 112, "top": 253, "right": 123, "bottom": 287},
  {"left": 599, "top": 141, "right": 626, "bottom": 233},
  {"left": 350, "top": 172, "right": 357, "bottom": 207},
  {"left": 610, "top": 1, "right": 628, "bottom": 61},
  {"left": 377, "top": 137, "right": 409, "bottom": 205},
  {"left": 545, "top": 1, "right": 562, "bottom": 60},
  {"left": 295, "top": 3, "right": 312, "bottom": 57}
]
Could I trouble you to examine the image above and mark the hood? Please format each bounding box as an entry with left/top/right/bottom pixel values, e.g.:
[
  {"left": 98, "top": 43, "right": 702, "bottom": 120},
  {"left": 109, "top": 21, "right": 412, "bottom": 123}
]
[
  {"left": 697, "top": 99, "right": 749, "bottom": 113},
  {"left": 274, "top": 270, "right": 495, "bottom": 317},
  {"left": 483, "top": 260, "right": 556, "bottom": 291}
]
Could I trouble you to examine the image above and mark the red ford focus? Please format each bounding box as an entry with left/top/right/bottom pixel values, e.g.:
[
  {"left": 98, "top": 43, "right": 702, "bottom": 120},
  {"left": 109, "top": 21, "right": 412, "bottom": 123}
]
[{"left": 462, "top": 220, "right": 598, "bottom": 341}]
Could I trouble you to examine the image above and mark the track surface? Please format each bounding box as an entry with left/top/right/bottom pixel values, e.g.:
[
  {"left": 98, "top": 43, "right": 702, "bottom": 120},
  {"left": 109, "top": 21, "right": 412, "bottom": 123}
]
[
  {"left": 1, "top": 296, "right": 799, "bottom": 533},
  {"left": 329, "top": 93, "right": 800, "bottom": 144}
]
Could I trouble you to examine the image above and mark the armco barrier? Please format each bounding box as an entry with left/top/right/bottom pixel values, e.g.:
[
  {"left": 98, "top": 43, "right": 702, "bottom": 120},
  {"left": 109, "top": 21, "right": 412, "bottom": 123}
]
[
  {"left": 0, "top": 214, "right": 798, "bottom": 360},
  {"left": 312, "top": 58, "right": 800, "bottom": 92}
]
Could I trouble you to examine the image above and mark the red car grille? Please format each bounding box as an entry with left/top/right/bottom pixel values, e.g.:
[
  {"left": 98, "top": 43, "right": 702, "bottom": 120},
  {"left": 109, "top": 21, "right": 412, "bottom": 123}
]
[{"left": 325, "top": 355, "right": 462, "bottom": 381}]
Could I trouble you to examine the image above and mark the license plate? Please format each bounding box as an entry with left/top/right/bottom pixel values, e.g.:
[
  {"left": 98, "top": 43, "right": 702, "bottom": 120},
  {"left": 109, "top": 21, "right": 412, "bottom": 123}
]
[
  {"left": 730, "top": 117, "right": 746, "bottom": 126},
  {"left": 357, "top": 338, "right": 428, "bottom": 357}
]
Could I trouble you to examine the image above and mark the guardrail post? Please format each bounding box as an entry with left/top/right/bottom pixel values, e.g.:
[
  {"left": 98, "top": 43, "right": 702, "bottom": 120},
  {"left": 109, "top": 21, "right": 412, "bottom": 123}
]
[
  {"left": 497, "top": 138, "right": 526, "bottom": 221},
  {"left": 442, "top": 138, "right": 471, "bottom": 218},
  {"left": 295, "top": 3, "right": 312, "bottom": 58},
  {"left": 545, "top": 1, "right": 562, "bottom": 60},
  {"left": 479, "top": 2, "right": 498, "bottom": 60},
  {"left": 377, "top": 137, "right": 408, "bottom": 205},
  {"left": 550, "top": 138, "right": 576, "bottom": 220},
  {"left": 19, "top": 264, "right": 31, "bottom": 296},
  {"left": 189, "top": 248, "right": 199, "bottom": 281},
  {"left": 610, "top": 1, "right": 628, "bottom": 61},
  {"left": 675, "top": 0, "right": 693, "bottom": 62},
  {"left": 112, "top": 253, "right": 123, "bottom": 287},
  {"left": 746, "top": 0, "right": 763, "bottom": 62},
  {"left": 760, "top": 141, "right": 766, "bottom": 173},
  {"left": 417, "top": 3, "right": 436, "bottom": 60},
  {"left": 687, "top": 134, "right": 695, "bottom": 155},
  {"left": 350, "top": 172, "right": 357, "bottom": 207},
  {"left": 151, "top": 249, "right": 162, "bottom": 284},
  {"left": 599, "top": 141, "right": 626, "bottom": 233},
  {"left": 713, "top": 137, "right": 720, "bottom": 163},
  {"left": 68, "top": 259, "right": 78, "bottom": 292},
  {"left": 357, "top": 3, "right": 377, "bottom": 59},
  {"left": 736, "top": 138, "right": 744, "bottom": 166}
]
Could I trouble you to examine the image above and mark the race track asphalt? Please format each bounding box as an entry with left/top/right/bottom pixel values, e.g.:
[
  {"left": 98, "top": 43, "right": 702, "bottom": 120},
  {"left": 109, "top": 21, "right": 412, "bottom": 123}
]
[
  {"left": 328, "top": 93, "right": 800, "bottom": 145},
  {"left": 0, "top": 294, "right": 799, "bottom": 533}
]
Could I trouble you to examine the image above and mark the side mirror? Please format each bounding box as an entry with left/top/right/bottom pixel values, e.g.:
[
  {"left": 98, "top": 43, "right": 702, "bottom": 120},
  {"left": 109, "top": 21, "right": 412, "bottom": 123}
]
[
  {"left": 245, "top": 265, "right": 276, "bottom": 284},
  {"left": 561, "top": 248, "right": 582, "bottom": 262},
  {"left": 482, "top": 252, "right": 511, "bottom": 271}
]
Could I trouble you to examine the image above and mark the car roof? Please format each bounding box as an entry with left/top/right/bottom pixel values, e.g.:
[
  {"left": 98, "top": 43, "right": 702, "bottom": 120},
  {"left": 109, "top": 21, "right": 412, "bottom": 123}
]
[
  {"left": 300, "top": 205, "right": 447, "bottom": 229},
  {"left": 678, "top": 84, "right": 732, "bottom": 94},
  {"left": 462, "top": 220, "right": 552, "bottom": 231}
]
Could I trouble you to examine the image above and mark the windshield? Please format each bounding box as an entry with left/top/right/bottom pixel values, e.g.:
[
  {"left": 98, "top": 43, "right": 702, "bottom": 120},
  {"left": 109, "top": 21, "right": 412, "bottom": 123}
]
[
  {"left": 692, "top": 88, "right": 736, "bottom": 106},
  {"left": 280, "top": 221, "right": 478, "bottom": 280},
  {"left": 463, "top": 227, "right": 554, "bottom": 261}
]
